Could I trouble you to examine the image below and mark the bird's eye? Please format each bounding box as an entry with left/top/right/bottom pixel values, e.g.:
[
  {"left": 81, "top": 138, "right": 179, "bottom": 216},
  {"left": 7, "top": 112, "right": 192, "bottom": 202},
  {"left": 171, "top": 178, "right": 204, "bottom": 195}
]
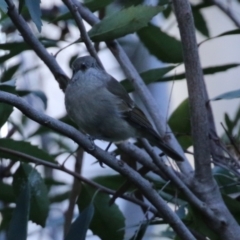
[{"left": 80, "top": 63, "right": 87, "bottom": 70}]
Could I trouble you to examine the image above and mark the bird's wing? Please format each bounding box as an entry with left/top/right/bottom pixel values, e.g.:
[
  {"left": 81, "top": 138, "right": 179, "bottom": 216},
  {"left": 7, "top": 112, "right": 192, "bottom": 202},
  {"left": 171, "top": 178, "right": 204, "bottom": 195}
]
[
  {"left": 106, "top": 75, "right": 184, "bottom": 161},
  {"left": 106, "top": 75, "right": 158, "bottom": 136}
]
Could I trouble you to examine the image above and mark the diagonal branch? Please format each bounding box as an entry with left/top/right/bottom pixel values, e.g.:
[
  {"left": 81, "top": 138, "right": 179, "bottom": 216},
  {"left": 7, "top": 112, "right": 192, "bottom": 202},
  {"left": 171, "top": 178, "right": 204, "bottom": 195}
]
[
  {"left": 0, "top": 90, "right": 195, "bottom": 239},
  {"left": 5, "top": 0, "right": 69, "bottom": 90}
]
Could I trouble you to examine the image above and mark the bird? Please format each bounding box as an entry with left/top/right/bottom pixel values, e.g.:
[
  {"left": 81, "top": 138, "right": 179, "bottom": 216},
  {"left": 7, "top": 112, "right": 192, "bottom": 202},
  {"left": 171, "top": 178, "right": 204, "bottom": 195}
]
[{"left": 65, "top": 56, "right": 184, "bottom": 161}]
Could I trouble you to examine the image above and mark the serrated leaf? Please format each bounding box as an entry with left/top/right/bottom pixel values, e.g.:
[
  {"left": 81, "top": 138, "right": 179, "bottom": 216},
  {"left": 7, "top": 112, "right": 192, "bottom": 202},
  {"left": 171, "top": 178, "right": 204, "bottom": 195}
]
[
  {"left": 0, "top": 138, "right": 56, "bottom": 163},
  {"left": 121, "top": 65, "right": 176, "bottom": 92},
  {"left": 168, "top": 98, "right": 192, "bottom": 149},
  {"left": 88, "top": 5, "right": 164, "bottom": 42},
  {"left": 193, "top": 9, "right": 209, "bottom": 37},
  {"left": 211, "top": 89, "right": 240, "bottom": 101},
  {"left": 84, "top": 0, "right": 114, "bottom": 12},
  {"left": 7, "top": 181, "right": 30, "bottom": 240},
  {"left": 77, "top": 184, "right": 125, "bottom": 240},
  {"left": 13, "top": 163, "right": 49, "bottom": 226},
  {"left": 25, "top": 0, "right": 42, "bottom": 32},
  {"left": 65, "top": 203, "right": 94, "bottom": 240},
  {"left": 137, "top": 23, "right": 183, "bottom": 63}
]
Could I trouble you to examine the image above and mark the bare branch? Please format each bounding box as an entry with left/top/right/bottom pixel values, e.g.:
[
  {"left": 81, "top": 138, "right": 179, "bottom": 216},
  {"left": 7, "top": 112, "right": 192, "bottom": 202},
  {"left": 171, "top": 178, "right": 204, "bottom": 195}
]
[
  {"left": 62, "top": 0, "right": 103, "bottom": 69},
  {"left": 5, "top": 0, "right": 69, "bottom": 90},
  {"left": 172, "top": 0, "right": 240, "bottom": 238},
  {"left": 172, "top": 0, "right": 212, "bottom": 184}
]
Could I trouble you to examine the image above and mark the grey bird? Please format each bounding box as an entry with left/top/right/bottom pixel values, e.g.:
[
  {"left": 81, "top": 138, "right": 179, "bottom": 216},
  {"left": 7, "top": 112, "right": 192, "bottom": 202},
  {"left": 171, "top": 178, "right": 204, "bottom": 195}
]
[{"left": 65, "top": 56, "right": 184, "bottom": 161}]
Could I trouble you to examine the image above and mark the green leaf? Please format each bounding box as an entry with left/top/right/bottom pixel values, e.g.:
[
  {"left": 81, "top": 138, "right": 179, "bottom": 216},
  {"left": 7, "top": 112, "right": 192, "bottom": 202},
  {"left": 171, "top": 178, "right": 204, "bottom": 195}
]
[
  {"left": 193, "top": 9, "right": 209, "bottom": 37},
  {"left": 84, "top": 0, "right": 114, "bottom": 12},
  {"left": 162, "top": 4, "right": 171, "bottom": 19},
  {"left": 13, "top": 163, "right": 50, "bottom": 226},
  {"left": 49, "top": 191, "right": 71, "bottom": 203},
  {"left": 211, "top": 89, "right": 240, "bottom": 101},
  {"left": 25, "top": 0, "right": 42, "bottom": 32},
  {"left": 78, "top": 184, "right": 125, "bottom": 240},
  {"left": 222, "top": 194, "right": 240, "bottom": 224},
  {"left": 0, "top": 182, "right": 15, "bottom": 203},
  {"left": 65, "top": 203, "right": 94, "bottom": 240},
  {"left": 0, "top": 102, "right": 13, "bottom": 128},
  {"left": 168, "top": 98, "right": 192, "bottom": 149},
  {"left": 217, "top": 29, "right": 240, "bottom": 37},
  {"left": 162, "top": 63, "right": 240, "bottom": 81},
  {"left": 186, "top": 205, "right": 218, "bottom": 240},
  {"left": 0, "top": 42, "right": 30, "bottom": 64},
  {"left": 121, "top": 65, "right": 176, "bottom": 92},
  {"left": 0, "top": 80, "right": 15, "bottom": 128},
  {"left": 0, "top": 0, "right": 8, "bottom": 13},
  {"left": 213, "top": 167, "right": 240, "bottom": 195},
  {"left": 0, "top": 207, "right": 14, "bottom": 231},
  {"left": 93, "top": 174, "right": 128, "bottom": 190},
  {"left": 0, "top": 138, "right": 56, "bottom": 162},
  {"left": 7, "top": 181, "right": 30, "bottom": 240},
  {"left": 88, "top": 5, "right": 164, "bottom": 42},
  {"left": 0, "top": 63, "right": 21, "bottom": 82},
  {"left": 199, "top": 29, "right": 240, "bottom": 46},
  {"left": 137, "top": 23, "right": 183, "bottom": 63},
  {"left": 224, "top": 113, "right": 234, "bottom": 134}
]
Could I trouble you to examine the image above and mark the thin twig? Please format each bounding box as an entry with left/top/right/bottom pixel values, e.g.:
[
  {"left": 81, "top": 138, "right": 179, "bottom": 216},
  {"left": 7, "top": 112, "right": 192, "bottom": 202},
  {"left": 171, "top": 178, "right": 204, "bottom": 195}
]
[
  {"left": 63, "top": 0, "right": 103, "bottom": 69},
  {"left": 0, "top": 145, "right": 157, "bottom": 215}
]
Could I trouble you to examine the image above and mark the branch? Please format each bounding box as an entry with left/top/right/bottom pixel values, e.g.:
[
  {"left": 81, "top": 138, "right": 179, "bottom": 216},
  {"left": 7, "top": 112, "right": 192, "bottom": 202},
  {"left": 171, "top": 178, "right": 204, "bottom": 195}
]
[
  {"left": 0, "top": 91, "right": 195, "bottom": 239},
  {"left": 64, "top": 148, "right": 83, "bottom": 237},
  {"left": 172, "top": 0, "right": 240, "bottom": 238},
  {"left": 172, "top": 0, "right": 212, "bottom": 184},
  {"left": 5, "top": 0, "right": 69, "bottom": 90},
  {"left": 141, "top": 140, "right": 221, "bottom": 224},
  {"left": 62, "top": 0, "right": 104, "bottom": 69},
  {"left": 212, "top": 0, "right": 240, "bottom": 28},
  {"left": 0, "top": 145, "right": 157, "bottom": 215}
]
